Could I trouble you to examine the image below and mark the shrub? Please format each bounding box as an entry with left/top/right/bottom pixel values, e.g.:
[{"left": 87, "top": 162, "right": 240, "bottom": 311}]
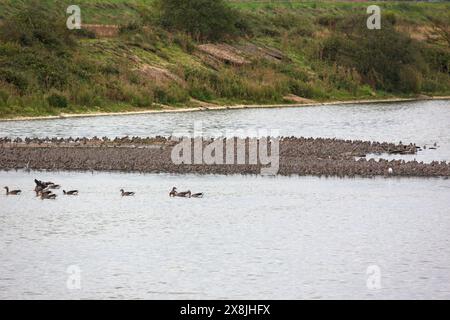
[
  {"left": 173, "top": 33, "right": 196, "bottom": 53},
  {"left": 0, "top": 89, "right": 9, "bottom": 106},
  {"left": 154, "top": 85, "right": 189, "bottom": 104},
  {"left": 316, "top": 15, "right": 343, "bottom": 29},
  {"left": 0, "top": 1, "right": 73, "bottom": 50},
  {"left": 132, "top": 94, "right": 153, "bottom": 108},
  {"left": 0, "top": 69, "right": 29, "bottom": 92},
  {"left": 321, "top": 15, "right": 426, "bottom": 93},
  {"left": 289, "top": 80, "right": 315, "bottom": 99},
  {"left": 188, "top": 80, "right": 215, "bottom": 101},
  {"left": 399, "top": 65, "right": 422, "bottom": 93},
  {"left": 47, "top": 93, "right": 68, "bottom": 108},
  {"left": 156, "top": 0, "right": 240, "bottom": 41}
]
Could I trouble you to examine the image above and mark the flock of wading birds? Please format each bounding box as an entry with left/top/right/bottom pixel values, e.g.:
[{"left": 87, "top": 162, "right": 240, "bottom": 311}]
[{"left": 4, "top": 179, "right": 204, "bottom": 199}]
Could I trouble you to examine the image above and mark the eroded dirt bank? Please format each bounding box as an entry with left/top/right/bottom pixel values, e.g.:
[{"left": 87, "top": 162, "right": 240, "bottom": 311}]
[{"left": 0, "top": 137, "right": 449, "bottom": 177}]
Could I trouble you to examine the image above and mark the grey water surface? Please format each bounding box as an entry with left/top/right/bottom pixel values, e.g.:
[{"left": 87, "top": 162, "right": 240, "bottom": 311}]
[
  {"left": 0, "top": 171, "right": 449, "bottom": 299},
  {"left": 1, "top": 100, "right": 449, "bottom": 299},
  {"left": 1, "top": 100, "right": 449, "bottom": 162}
]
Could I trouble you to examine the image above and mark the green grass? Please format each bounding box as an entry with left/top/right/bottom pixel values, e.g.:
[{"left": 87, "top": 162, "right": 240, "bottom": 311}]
[
  {"left": 0, "top": 0, "right": 449, "bottom": 118},
  {"left": 1, "top": 0, "right": 448, "bottom": 24}
]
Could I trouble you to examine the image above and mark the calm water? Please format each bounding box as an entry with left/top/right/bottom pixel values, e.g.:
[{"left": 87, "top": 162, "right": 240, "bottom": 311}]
[
  {"left": 1, "top": 100, "right": 450, "bottom": 299},
  {"left": 1, "top": 100, "right": 450, "bottom": 162},
  {"left": 1, "top": 170, "right": 450, "bottom": 299}
]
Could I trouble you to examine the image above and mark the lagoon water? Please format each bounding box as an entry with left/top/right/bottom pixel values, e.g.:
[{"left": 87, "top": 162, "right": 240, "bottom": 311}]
[
  {"left": 0, "top": 171, "right": 450, "bottom": 299},
  {"left": 1, "top": 100, "right": 450, "bottom": 162},
  {"left": 1, "top": 100, "right": 450, "bottom": 299}
]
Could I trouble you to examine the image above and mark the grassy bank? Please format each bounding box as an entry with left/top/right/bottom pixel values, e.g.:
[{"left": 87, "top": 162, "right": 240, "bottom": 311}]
[{"left": 0, "top": 0, "right": 449, "bottom": 118}]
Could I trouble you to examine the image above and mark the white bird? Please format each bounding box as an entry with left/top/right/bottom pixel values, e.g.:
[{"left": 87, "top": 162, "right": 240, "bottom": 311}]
[{"left": 388, "top": 168, "right": 393, "bottom": 174}]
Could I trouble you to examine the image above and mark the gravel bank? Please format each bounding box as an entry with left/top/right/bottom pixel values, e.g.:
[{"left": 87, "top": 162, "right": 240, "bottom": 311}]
[{"left": 0, "top": 137, "right": 448, "bottom": 177}]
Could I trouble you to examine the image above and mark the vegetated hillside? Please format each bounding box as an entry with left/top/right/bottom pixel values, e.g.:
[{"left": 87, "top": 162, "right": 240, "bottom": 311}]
[{"left": 0, "top": 0, "right": 449, "bottom": 118}]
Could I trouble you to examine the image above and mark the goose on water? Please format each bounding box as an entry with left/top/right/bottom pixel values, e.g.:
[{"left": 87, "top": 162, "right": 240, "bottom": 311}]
[
  {"left": 41, "top": 193, "right": 57, "bottom": 200},
  {"left": 169, "top": 187, "right": 204, "bottom": 198},
  {"left": 36, "top": 190, "right": 53, "bottom": 197},
  {"left": 120, "top": 189, "right": 135, "bottom": 197},
  {"left": 170, "top": 187, "right": 191, "bottom": 197},
  {"left": 63, "top": 190, "right": 79, "bottom": 196},
  {"left": 169, "top": 187, "right": 177, "bottom": 197},
  {"left": 34, "top": 185, "right": 44, "bottom": 194},
  {"left": 190, "top": 192, "right": 204, "bottom": 198},
  {"left": 4, "top": 187, "right": 21, "bottom": 195},
  {"left": 34, "top": 179, "right": 54, "bottom": 188}
]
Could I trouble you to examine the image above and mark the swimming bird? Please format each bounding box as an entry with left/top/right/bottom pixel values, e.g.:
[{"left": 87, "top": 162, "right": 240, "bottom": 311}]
[
  {"left": 120, "top": 189, "right": 135, "bottom": 197},
  {"left": 36, "top": 189, "right": 53, "bottom": 197},
  {"left": 4, "top": 187, "right": 21, "bottom": 195},
  {"left": 170, "top": 188, "right": 203, "bottom": 198},
  {"left": 169, "top": 187, "right": 177, "bottom": 197},
  {"left": 34, "top": 179, "right": 55, "bottom": 189},
  {"left": 41, "top": 193, "right": 57, "bottom": 200},
  {"left": 175, "top": 189, "right": 191, "bottom": 198},
  {"left": 35, "top": 179, "right": 45, "bottom": 188},
  {"left": 190, "top": 192, "right": 204, "bottom": 198},
  {"left": 48, "top": 184, "right": 61, "bottom": 189},
  {"left": 63, "top": 190, "right": 79, "bottom": 196},
  {"left": 34, "top": 185, "right": 44, "bottom": 194}
]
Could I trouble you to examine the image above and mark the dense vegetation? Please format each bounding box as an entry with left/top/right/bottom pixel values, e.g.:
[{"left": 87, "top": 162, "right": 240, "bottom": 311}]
[
  {"left": 0, "top": 0, "right": 449, "bottom": 118},
  {"left": 156, "top": 0, "right": 242, "bottom": 41}
]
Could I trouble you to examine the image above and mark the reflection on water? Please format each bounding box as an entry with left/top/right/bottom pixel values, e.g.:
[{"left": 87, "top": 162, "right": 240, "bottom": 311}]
[
  {"left": 1, "top": 170, "right": 449, "bottom": 299},
  {"left": 1, "top": 100, "right": 449, "bottom": 162}
]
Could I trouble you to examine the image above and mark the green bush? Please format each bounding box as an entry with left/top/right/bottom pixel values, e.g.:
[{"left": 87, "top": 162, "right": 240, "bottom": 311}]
[
  {"left": 154, "top": 85, "right": 189, "bottom": 104},
  {"left": 0, "top": 89, "right": 9, "bottom": 106},
  {"left": 0, "top": 1, "right": 73, "bottom": 50},
  {"left": 399, "top": 65, "right": 422, "bottom": 93},
  {"left": 173, "top": 33, "right": 196, "bottom": 53},
  {"left": 321, "top": 15, "right": 427, "bottom": 93},
  {"left": 156, "top": 0, "right": 240, "bottom": 41},
  {"left": 0, "top": 69, "right": 29, "bottom": 92},
  {"left": 316, "top": 15, "right": 343, "bottom": 28},
  {"left": 132, "top": 94, "right": 153, "bottom": 108},
  {"left": 289, "top": 80, "right": 315, "bottom": 99},
  {"left": 47, "top": 93, "right": 68, "bottom": 108}
]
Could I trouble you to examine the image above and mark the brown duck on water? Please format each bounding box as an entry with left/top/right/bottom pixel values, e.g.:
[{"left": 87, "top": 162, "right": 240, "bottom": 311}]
[
  {"left": 41, "top": 193, "right": 57, "bottom": 200},
  {"left": 34, "top": 185, "right": 44, "bottom": 194},
  {"left": 36, "top": 189, "right": 53, "bottom": 197},
  {"left": 169, "top": 188, "right": 204, "bottom": 198},
  {"left": 190, "top": 192, "right": 204, "bottom": 198},
  {"left": 169, "top": 187, "right": 177, "bottom": 197},
  {"left": 120, "top": 189, "right": 135, "bottom": 197},
  {"left": 4, "top": 187, "right": 21, "bottom": 195},
  {"left": 170, "top": 187, "right": 190, "bottom": 198},
  {"left": 63, "top": 190, "right": 79, "bottom": 196},
  {"left": 34, "top": 179, "right": 55, "bottom": 189}
]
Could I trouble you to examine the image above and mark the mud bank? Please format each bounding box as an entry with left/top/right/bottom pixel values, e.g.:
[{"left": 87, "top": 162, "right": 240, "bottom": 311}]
[{"left": 0, "top": 137, "right": 449, "bottom": 177}]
